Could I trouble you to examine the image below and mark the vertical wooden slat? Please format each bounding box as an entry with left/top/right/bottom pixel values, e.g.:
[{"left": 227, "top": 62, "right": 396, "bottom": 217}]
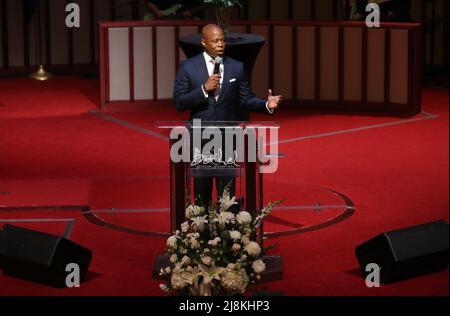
[
  {"left": 292, "top": 26, "right": 298, "bottom": 100},
  {"left": 152, "top": 26, "right": 158, "bottom": 100},
  {"left": 367, "top": 29, "right": 386, "bottom": 103},
  {"left": 89, "top": 0, "right": 95, "bottom": 64},
  {"left": 311, "top": 0, "right": 316, "bottom": 20},
  {"left": 344, "top": 28, "right": 363, "bottom": 102},
  {"left": 67, "top": 0, "right": 74, "bottom": 66},
  {"left": 100, "top": 25, "right": 106, "bottom": 108},
  {"left": 1, "top": 0, "right": 8, "bottom": 68},
  {"left": 45, "top": 0, "right": 51, "bottom": 65},
  {"left": 288, "top": 0, "right": 293, "bottom": 20},
  {"left": 298, "top": 27, "right": 316, "bottom": 100},
  {"left": 129, "top": 27, "right": 134, "bottom": 102},
  {"left": 338, "top": 27, "right": 343, "bottom": 103},
  {"left": 134, "top": 26, "right": 153, "bottom": 101},
  {"left": 315, "top": 26, "right": 320, "bottom": 100},
  {"left": 23, "top": 0, "right": 30, "bottom": 67},
  {"left": 110, "top": 0, "right": 116, "bottom": 21},
  {"left": 274, "top": 26, "right": 293, "bottom": 98},
  {"left": 390, "top": 30, "right": 409, "bottom": 105},
  {"left": 108, "top": 27, "right": 130, "bottom": 101},
  {"left": 268, "top": 25, "right": 274, "bottom": 90},
  {"left": 361, "top": 28, "right": 368, "bottom": 105},
  {"left": 332, "top": 0, "right": 338, "bottom": 20},
  {"left": 408, "top": 30, "right": 414, "bottom": 110},
  {"left": 384, "top": 29, "right": 391, "bottom": 104},
  {"left": 105, "top": 29, "right": 110, "bottom": 103}
]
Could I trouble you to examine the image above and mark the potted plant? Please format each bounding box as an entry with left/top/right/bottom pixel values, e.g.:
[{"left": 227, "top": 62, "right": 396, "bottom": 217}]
[{"left": 203, "top": 0, "right": 243, "bottom": 37}]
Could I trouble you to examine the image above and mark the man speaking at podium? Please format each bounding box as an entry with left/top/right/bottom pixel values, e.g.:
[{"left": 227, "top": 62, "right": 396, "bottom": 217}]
[{"left": 173, "top": 24, "right": 282, "bottom": 207}]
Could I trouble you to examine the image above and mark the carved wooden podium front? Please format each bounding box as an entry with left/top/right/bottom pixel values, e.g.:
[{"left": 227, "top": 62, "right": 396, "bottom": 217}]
[{"left": 153, "top": 121, "right": 282, "bottom": 283}]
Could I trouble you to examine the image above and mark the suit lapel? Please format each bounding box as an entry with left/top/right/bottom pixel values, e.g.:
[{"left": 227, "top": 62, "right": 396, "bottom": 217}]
[{"left": 195, "top": 54, "right": 210, "bottom": 86}]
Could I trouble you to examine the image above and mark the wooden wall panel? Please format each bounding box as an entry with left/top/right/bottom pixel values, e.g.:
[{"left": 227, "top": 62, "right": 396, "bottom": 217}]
[
  {"left": 315, "top": 0, "right": 334, "bottom": 21},
  {"left": 274, "top": 26, "right": 293, "bottom": 99},
  {"left": 73, "top": 0, "right": 91, "bottom": 64},
  {"left": 293, "top": 1, "right": 313, "bottom": 20},
  {"left": 108, "top": 27, "right": 130, "bottom": 101},
  {"left": 7, "top": 0, "right": 23, "bottom": 67},
  {"left": 320, "top": 27, "right": 339, "bottom": 101},
  {"left": 367, "top": 29, "right": 386, "bottom": 103},
  {"left": 248, "top": 0, "right": 266, "bottom": 20},
  {"left": 250, "top": 25, "right": 269, "bottom": 97},
  {"left": 344, "top": 28, "right": 362, "bottom": 102},
  {"left": 297, "top": 26, "right": 316, "bottom": 100},
  {"left": 0, "top": 1, "right": 3, "bottom": 68},
  {"left": 49, "top": 0, "right": 69, "bottom": 65},
  {"left": 390, "top": 30, "right": 409, "bottom": 104},
  {"left": 133, "top": 26, "right": 153, "bottom": 100},
  {"left": 156, "top": 27, "right": 176, "bottom": 99},
  {"left": 271, "top": 0, "right": 289, "bottom": 20}
]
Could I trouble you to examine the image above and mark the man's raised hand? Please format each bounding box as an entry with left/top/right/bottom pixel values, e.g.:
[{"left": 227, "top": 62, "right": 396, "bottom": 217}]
[{"left": 267, "top": 89, "right": 282, "bottom": 110}]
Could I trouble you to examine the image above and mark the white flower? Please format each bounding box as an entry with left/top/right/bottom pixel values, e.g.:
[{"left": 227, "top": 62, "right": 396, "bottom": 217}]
[
  {"left": 159, "top": 284, "right": 171, "bottom": 293},
  {"left": 215, "top": 212, "right": 235, "bottom": 229},
  {"left": 208, "top": 237, "right": 221, "bottom": 246},
  {"left": 167, "top": 236, "right": 178, "bottom": 248},
  {"left": 170, "top": 254, "right": 178, "bottom": 263},
  {"left": 252, "top": 259, "right": 266, "bottom": 273},
  {"left": 199, "top": 265, "right": 225, "bottom": 285},
  {"left": 181, "top": 221, "right": 190, "bottom": 233},
  {"left": 244, "top": 241, "right": 261, "bottom": 257},
  {"left": 190, "top": 238, "right": 200, "bottom": 249},
  {"left": 236, "top": 211, "right": 252, "bottom": 225},
  {"left": 241, "top": 236, "right": 250, "bottom": 245},
  {"left": 180, "top": 266, "right": 200, "bottom": 286},
  {"left": 229, "top": 231, "right": 242, "bottom": 240},
  {"left": 185, "top": 205, "right": 204, "bottom": 219},
  {"left": 201, "top": 256, "right": 213, "bottom": 266},
  {"left": 220, "top": 267, "right": 249, "bottom": 294},
  {"left": 171, "top": 268, "right": 188, "bottom": 290},
  {"left": 164, "top": 267, "right": 172, "bottom": 274},
  {"left": 191, "top": 216, "right": 208, "bottom": 232},
  {"left": 181, "top": 256, "right": 191, "bottom": 266},
  {"left": 218, "top": 190, "right": 238, "bottom": 212},
  {"left": 231, "top": 243, "right": 241, "bottom": 252}
]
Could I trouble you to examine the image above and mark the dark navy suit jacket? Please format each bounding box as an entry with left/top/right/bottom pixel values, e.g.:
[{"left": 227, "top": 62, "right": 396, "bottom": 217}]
[{"left": 173, "top": 54, "right": 270, "bottom": 121}]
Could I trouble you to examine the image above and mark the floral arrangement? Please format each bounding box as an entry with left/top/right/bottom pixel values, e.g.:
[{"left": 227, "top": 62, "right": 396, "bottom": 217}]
[
  {"left": 203, "top": 0, "right": 243, "bottom": 8},
  {"left": 159, "top": 188, "right": 283, "bottom": 296}
]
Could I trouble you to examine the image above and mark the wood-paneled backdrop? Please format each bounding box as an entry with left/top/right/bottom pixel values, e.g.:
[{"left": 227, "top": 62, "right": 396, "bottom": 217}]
[{"left": 0, "top": 0, "right": 448, "bottom": 71}]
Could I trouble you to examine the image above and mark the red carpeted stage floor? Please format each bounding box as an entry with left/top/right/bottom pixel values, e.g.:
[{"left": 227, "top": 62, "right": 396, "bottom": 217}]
[{"left": 0, "top": 77, "right": 448, "bottom": 296}]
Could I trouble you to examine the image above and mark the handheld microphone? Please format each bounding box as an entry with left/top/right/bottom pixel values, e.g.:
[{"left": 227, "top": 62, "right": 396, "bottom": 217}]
[{"left": 214, "top": 56, "right": 223, "bottom": 75}]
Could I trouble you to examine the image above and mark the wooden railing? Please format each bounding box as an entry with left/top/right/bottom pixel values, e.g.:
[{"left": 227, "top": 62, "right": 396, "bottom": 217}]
[{"left": 99, "top": 20, "right": 422, "bottom": 116}]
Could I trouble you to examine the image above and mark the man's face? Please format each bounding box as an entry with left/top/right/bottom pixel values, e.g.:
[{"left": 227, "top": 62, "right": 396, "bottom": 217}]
[{"left": 201, "top": 29, "right": 225, "bottom": 58}]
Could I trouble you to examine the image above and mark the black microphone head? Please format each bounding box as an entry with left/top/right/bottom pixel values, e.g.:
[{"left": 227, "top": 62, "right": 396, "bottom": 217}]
[{"left": 213, "top": 57, "right": 222, "bottom": 74}]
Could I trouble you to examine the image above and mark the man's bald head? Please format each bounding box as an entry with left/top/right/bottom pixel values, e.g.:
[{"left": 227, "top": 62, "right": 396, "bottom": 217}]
[
  {"left": 201, "top": 24, "right": 224, "bottom": 39},
  {"left": 201, "top": 24, "right": 225, "bottom": 58}
]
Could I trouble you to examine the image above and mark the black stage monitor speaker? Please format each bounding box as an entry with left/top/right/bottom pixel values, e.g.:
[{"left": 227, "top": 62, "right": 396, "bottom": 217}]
[
  {"left": 0, "top": 224, "right": 92, "bottom": 288},
  {"left": 355, "top": 220, "right": 449, "bottom": 284}
]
